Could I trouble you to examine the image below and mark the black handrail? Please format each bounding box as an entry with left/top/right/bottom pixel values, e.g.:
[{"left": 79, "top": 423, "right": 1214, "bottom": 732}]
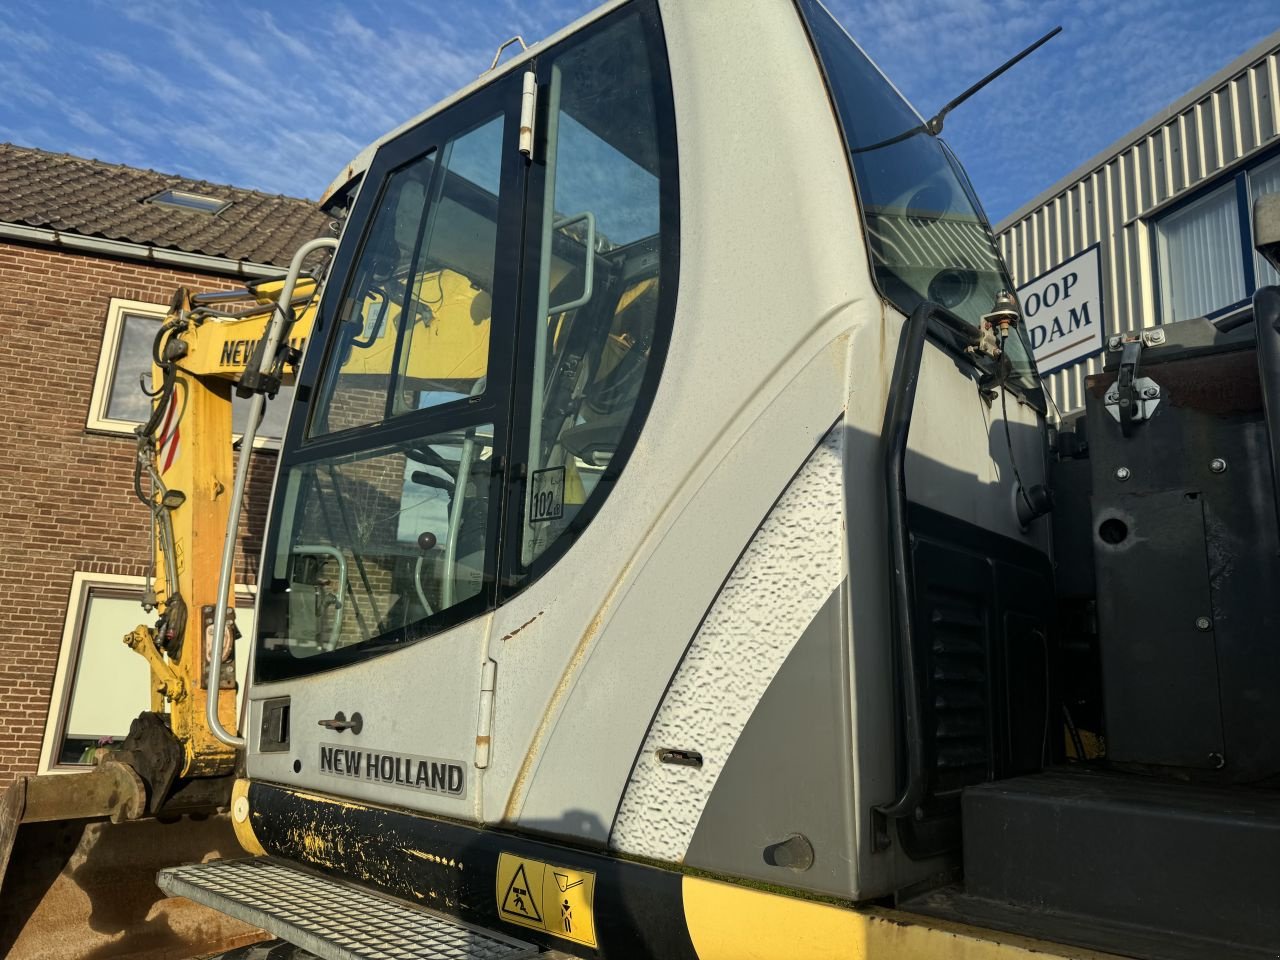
[{"left": 875, "top": 300, "right": 935, "bottom": 820}]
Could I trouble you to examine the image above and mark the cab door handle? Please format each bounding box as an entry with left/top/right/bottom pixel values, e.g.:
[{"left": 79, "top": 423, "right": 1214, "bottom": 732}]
[{"left": 317, "top": 711, "right": 363, "bottom": 734}]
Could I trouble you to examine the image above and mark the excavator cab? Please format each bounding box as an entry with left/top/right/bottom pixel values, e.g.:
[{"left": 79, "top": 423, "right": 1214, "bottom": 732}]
[
  {"left": 153, "top": 2, "right": 1279, "bottom": 959},
  {"left": 159, "top": 0, "right": 1041, "bottom": 950}
]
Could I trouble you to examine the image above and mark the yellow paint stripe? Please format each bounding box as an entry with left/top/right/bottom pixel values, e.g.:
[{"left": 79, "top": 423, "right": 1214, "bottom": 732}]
[
  {"left": 230, "top": 778, "right": 266, "bottom": 857},
  {"left": 682, "top": 876, "right": 1123, "bottom": 960}
]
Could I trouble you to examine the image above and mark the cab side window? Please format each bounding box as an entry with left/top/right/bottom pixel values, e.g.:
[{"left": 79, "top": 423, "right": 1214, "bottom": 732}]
[
  {"left": 262, "top": 114, "right": 508, "bottom": 675},
  {"left": 313, "top": 115, "right": 503, "bottom": 437},
  {"left": 518, "top": 10, "right": 675, "bottom": 570}
]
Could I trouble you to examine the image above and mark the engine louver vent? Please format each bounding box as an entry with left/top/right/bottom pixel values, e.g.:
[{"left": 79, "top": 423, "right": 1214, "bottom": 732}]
[{"left": 926, "top": 595, "right": 991, "bottom": 806}]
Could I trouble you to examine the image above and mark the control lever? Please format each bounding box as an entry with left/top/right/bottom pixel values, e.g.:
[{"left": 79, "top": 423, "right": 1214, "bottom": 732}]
[{"left": 414, "top": 532, "right": 437, "bottom": 617}]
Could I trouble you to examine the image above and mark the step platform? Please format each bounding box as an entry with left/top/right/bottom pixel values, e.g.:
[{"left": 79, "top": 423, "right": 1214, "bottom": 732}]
[
  {"left": 159, "top": 857, "right": 540, "bottom": 960},
  {"left": 907, "top": 768, "right": 1280, "bottom": 960}
]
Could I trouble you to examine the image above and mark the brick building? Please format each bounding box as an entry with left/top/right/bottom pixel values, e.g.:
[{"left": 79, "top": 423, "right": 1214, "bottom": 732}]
[{"left": 0, "top": 143, "right": 328, "bottom": 784}]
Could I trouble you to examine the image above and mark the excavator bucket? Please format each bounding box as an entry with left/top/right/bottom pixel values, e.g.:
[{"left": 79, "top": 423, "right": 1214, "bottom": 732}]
[{"left": 0, "top": 770, "right": 267, "bottom": 960}]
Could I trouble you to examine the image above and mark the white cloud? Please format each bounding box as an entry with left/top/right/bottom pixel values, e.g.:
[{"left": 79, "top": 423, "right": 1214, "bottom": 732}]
[
  {"left": 0, "top": 0, "right": 594, "bottom": 198},
  {"left": 1, "top": 0, "right": 1274, "bottom": 222}
]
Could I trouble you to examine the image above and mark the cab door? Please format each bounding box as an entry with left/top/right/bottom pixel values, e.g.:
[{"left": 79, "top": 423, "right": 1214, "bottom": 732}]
[
  {"left": 246, "top": 70, "right": 529, "bottom": 819},
  {"left": 480, "top": 3, "right": 679, "bottom": 835}
]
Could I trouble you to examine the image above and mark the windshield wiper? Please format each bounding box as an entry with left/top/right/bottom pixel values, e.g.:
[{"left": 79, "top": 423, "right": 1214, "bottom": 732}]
[{"left": 852, "top": 26, "right": 1061, "bottom": 155}]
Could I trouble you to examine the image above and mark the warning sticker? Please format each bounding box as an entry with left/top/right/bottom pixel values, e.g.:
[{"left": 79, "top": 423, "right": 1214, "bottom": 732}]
[
  {"left": 500, "top": 862, "right": 542, "bottom": 922},
  {"left": 495, "top": 852, "right": 596, "bottom": 947},
  {"left": 528, "top": 467, "right": 565, "bottom": 523}
]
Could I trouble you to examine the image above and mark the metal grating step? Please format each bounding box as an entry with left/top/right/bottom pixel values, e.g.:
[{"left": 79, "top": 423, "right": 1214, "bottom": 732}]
[{"left": 159, "top": 858, "right": 540, "bottom": 960}]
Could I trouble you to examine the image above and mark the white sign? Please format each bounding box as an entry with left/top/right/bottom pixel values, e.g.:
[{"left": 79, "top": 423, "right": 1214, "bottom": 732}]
[{"left": 1016, "top": 245, "right": 1105, "bottom": 374}]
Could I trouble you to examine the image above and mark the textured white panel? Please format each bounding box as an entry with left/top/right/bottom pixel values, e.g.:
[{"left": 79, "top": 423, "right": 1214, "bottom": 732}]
[{"left": 609, "top": 425, "right": 845, "bottom": 861}]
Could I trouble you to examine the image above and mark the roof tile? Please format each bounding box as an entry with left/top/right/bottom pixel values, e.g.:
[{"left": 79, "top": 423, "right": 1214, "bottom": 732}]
[{"left": 0, "top": 143, "right": 331, "bottom": 267}]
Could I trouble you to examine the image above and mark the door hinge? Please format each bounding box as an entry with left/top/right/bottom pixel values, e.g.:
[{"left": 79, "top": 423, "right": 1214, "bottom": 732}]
[
  {"left": 475, "top": 658, "right": 497, "bottom": 769},
  {"left": 519, "top": 70, "right": 537, "bottom": 159}
]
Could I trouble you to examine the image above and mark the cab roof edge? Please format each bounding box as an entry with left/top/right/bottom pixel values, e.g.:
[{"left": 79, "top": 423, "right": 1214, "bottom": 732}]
[{"left": 319, "top": 0, "right": 634, "bottom": 210}]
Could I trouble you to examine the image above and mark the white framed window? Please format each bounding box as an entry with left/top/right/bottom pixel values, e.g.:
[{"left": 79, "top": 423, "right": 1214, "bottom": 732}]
[
  {"left": 1251, "top": 154, "right": 1280, "bottom": 290},
  {"left": 1152, "top": 150, "right": 1280, "bottom": 325},
  {"left": 88, "top": 297, "right": 294, "bottom": 445},
  {"left": 38, "top": 572, "right": 256, "bottom": 773},
  {"left": 1154, "top": 182, "right": 1246, "bottom": 323}
]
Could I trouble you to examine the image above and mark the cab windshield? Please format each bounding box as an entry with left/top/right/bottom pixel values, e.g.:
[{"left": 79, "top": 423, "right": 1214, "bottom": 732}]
[{"left": 797, "top": 0, "right": 1039, "bottom": 393}]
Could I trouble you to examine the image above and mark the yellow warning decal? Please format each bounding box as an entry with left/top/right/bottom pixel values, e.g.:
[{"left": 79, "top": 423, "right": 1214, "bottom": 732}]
[{"left": 495, "top": 852, "right": 597, "bottom": 948}]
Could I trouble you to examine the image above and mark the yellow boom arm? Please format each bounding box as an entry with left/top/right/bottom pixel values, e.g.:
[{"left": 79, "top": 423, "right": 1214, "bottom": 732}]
[{"left": 127, "top": 278, "right": 318, "bottom": 781}]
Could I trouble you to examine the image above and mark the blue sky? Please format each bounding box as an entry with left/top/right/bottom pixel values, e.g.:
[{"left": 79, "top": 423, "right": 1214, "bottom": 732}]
[{"left": 1, "top": 0, "right": 1276, "bottom": 223}]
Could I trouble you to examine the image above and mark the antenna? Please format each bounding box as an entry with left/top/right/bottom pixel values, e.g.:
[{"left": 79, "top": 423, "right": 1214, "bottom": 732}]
[
  {"left": 928, "top": 26, "right": 1062, "bottom": 135},
  {"left": 853, "top": 26, "right": 1062, "bottom": 154}
]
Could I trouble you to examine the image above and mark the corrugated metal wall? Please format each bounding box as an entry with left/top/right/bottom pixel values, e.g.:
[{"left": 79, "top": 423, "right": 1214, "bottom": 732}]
[{"left": 996, "top": 39, "right": 1280, "bottom": 415}]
